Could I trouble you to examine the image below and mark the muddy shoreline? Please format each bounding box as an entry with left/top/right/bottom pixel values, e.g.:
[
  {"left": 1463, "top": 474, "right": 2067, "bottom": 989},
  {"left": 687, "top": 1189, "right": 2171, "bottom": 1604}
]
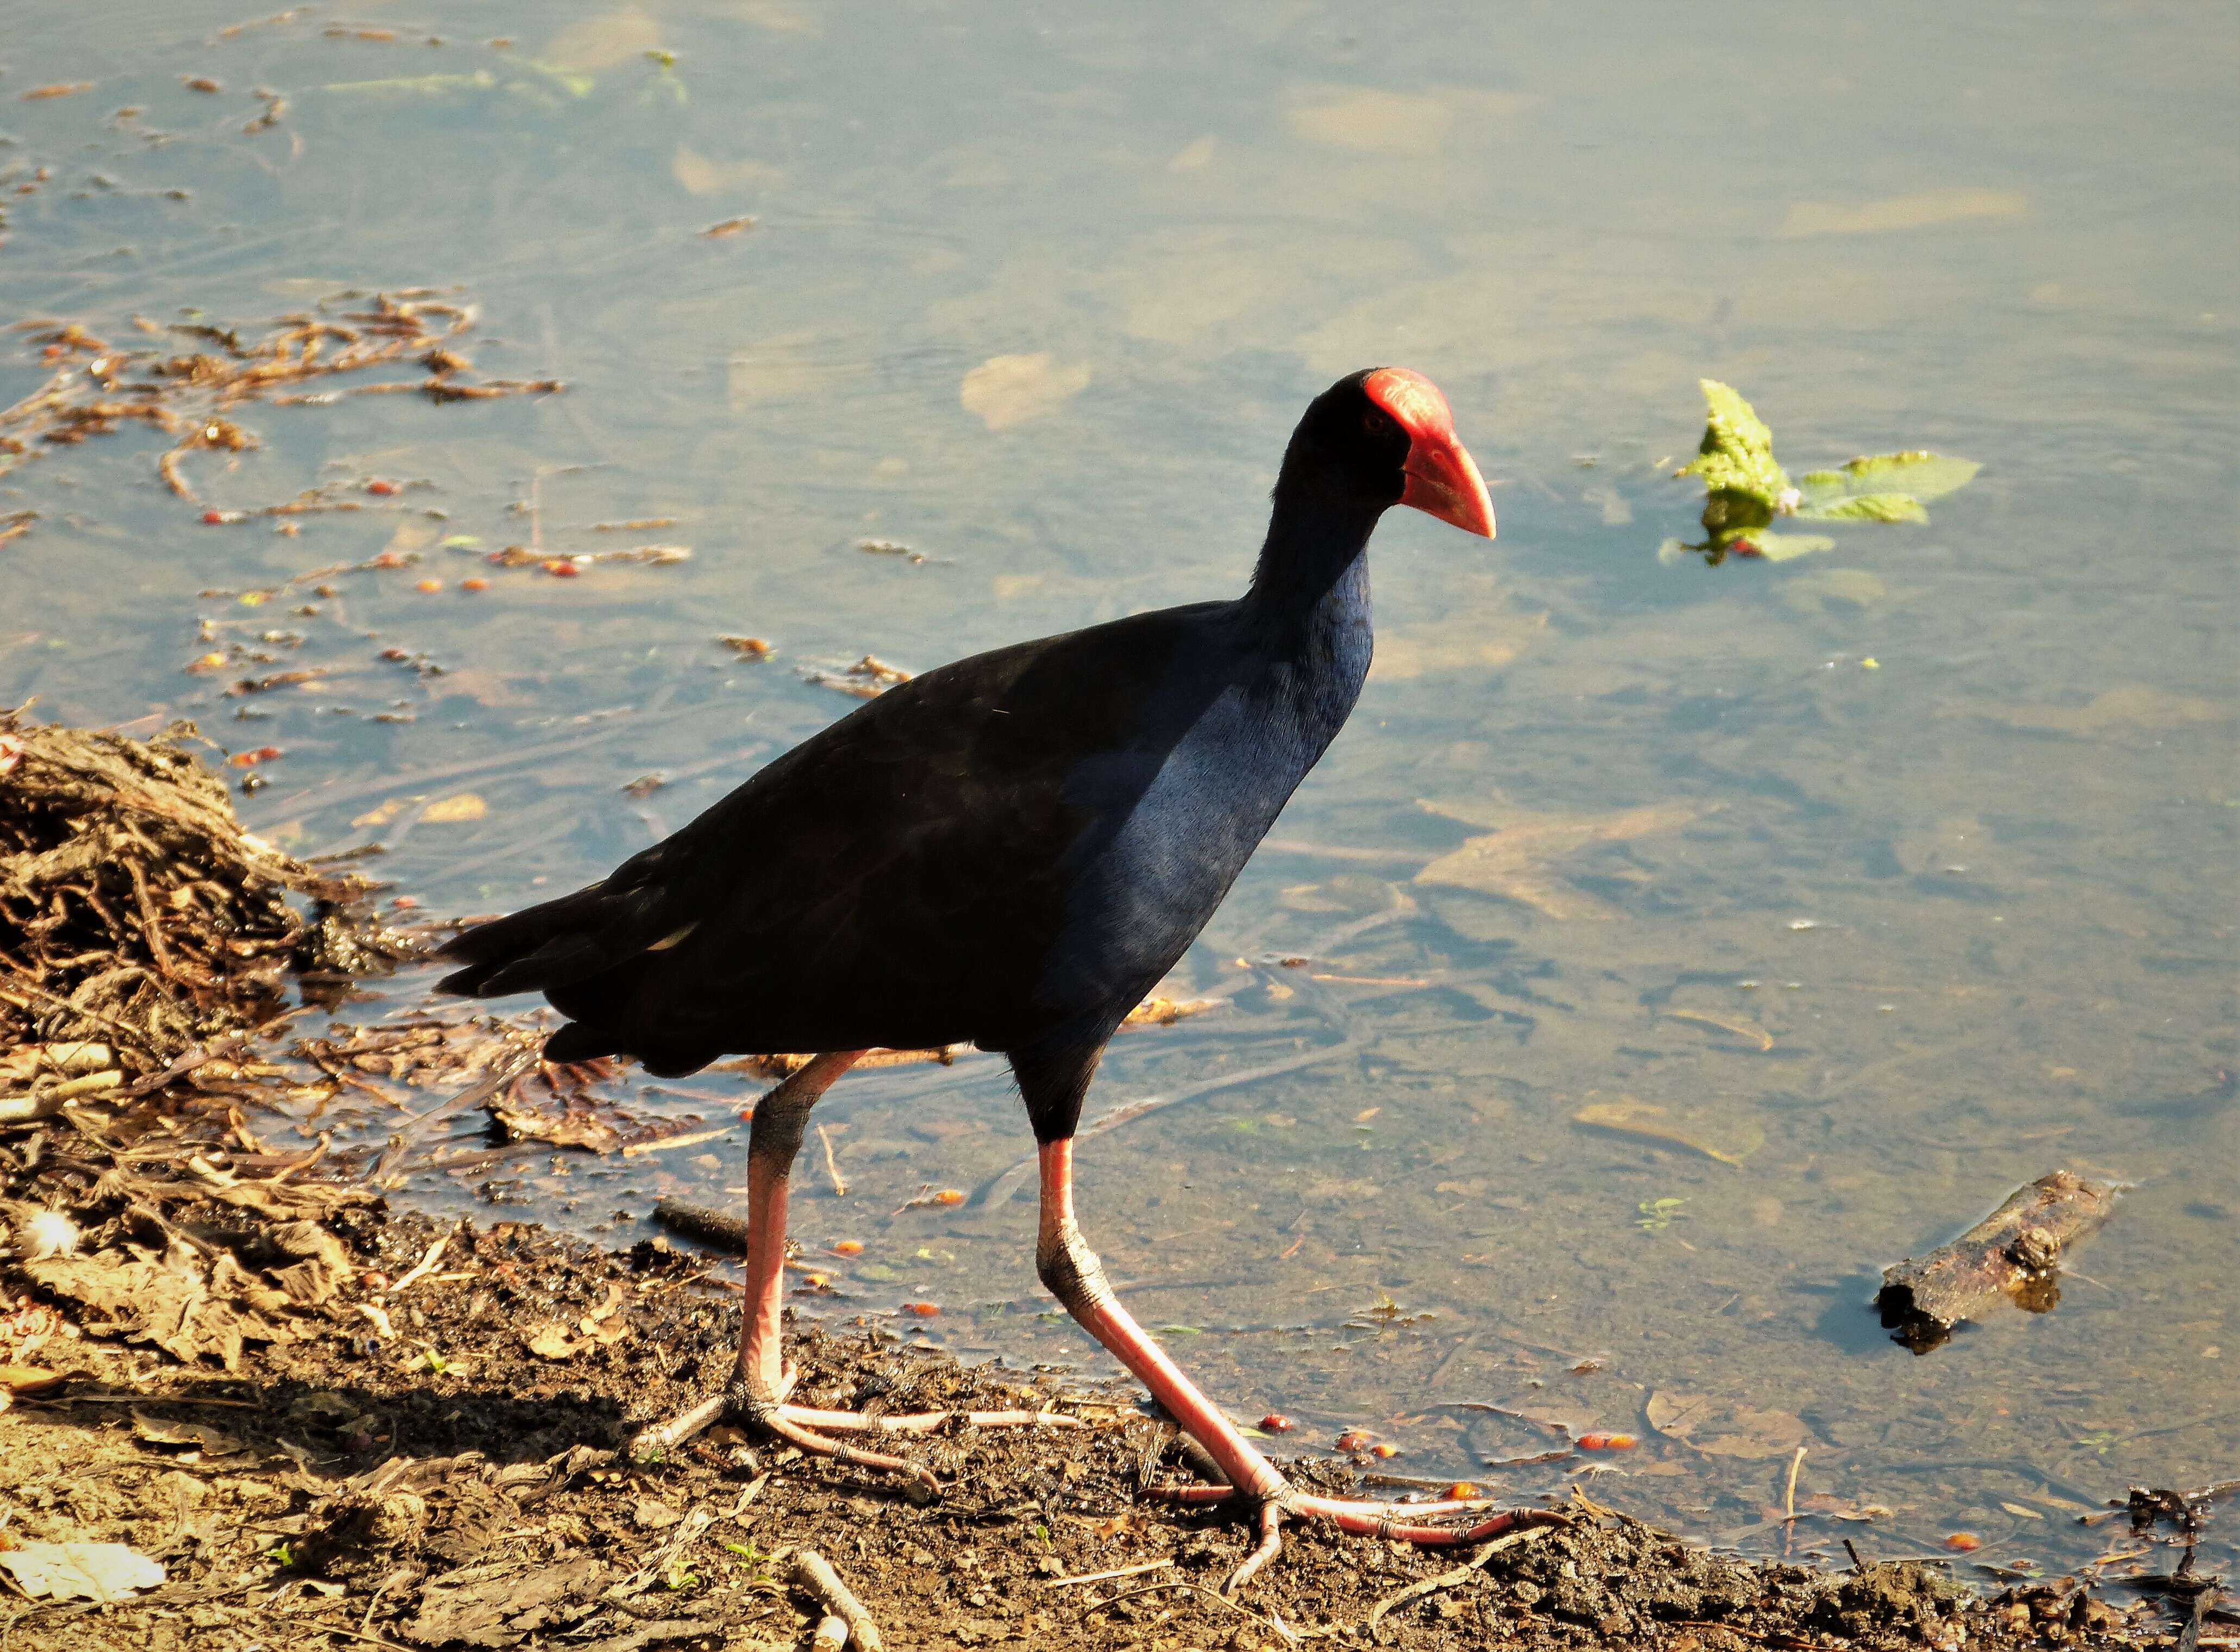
[
  {"left": 0, "top": 1138, "right": 2202, "bottom": 1651},
  {"left": 0, "top": 713, "right": 2211, "bottom": 1647},
  {"left": 0, "top": 713, "right": 2219, "bottom": 1647}
]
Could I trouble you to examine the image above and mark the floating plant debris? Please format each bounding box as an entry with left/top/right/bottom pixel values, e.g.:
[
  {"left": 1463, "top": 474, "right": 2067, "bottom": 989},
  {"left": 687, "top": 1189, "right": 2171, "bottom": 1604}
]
[
  {"left": 801, "top": 654, "right": 912, "bottom": 700},
  {"left": 1661, "top": 379, "right": 1980, "bottom": 564},
  {"left": 0, "top": 292, "right": 561, "bottom": 520},
  {"left": 0, "top": 708, "right": 410, "bottom": 1080}
]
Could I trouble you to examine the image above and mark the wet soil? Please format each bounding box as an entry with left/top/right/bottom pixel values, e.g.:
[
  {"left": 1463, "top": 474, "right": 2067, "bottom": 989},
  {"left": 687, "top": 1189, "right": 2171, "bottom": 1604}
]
[{"left": 0, "top": 1158, "right": 2197, "bottom": 1652}]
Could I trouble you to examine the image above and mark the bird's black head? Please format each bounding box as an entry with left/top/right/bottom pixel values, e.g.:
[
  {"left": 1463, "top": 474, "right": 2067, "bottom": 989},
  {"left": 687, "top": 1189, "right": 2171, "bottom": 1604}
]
[{"left": 1278, "top": 368, "right": 1496, "bottom": 539}]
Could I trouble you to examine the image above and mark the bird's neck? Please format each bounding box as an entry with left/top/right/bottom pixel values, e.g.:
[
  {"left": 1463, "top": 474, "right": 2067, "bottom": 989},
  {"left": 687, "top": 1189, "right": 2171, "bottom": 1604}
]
[{"left": 1243, "top": 486, "right": 1383, "bottom": 640}]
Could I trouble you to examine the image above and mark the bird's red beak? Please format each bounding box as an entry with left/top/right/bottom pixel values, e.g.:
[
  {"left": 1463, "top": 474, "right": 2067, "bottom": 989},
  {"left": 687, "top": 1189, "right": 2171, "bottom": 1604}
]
[{"left": 1364, "top": 367, "right": 1496, "bottom": 539}]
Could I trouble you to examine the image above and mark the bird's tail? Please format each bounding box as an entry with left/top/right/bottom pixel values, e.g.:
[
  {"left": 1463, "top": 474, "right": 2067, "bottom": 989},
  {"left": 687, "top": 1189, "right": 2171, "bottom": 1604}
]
[
  {"left": 434, "top": 876, "right": 723, "bottom": 1073},
  {"left": 433, "top": 880, "right": 636, "bottom": 1000}
]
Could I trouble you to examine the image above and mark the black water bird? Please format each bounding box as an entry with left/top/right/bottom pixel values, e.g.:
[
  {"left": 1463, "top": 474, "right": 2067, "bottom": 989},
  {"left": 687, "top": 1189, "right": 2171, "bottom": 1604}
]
[{"left": 438, "top": 367, "right": 1560, "bottom": 1588}]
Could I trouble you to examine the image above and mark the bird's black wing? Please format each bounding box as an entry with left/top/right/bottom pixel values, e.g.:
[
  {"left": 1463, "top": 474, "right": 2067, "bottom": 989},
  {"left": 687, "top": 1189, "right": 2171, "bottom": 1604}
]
[{"left": 436, "top": 602, "right": 1231, "bottom": 1073}]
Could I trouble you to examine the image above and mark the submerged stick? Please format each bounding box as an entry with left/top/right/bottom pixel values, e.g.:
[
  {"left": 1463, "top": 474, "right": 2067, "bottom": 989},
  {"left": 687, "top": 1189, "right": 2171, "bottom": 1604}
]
[
  {"left": 1876, "top": 1169, "right": 2117, "bottom": 1352},
  {"left": 651, "top": 1198, "right": 752, "bottom": 1255},
  {"left": 975, "top": 1037, "right": 1360, "bottom": 1208}
]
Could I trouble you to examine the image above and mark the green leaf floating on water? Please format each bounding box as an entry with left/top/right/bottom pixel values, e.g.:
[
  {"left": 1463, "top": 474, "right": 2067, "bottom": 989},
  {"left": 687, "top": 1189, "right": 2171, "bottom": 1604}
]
[
  {"left": 1805, "top": 493, "right": 1927, "bottom": 523},
  {"left": 1674, "top": 380, "right": 1790, "bottom": 536},
  {"left": 1795, "top": 451, "right": 1982, "bottom": 518},
  {"left": 522, "top": 61, "right": 598, "bottom": 98},
  {"left": 1666, "top": 383, "right": 1978, "bottom": 564}
]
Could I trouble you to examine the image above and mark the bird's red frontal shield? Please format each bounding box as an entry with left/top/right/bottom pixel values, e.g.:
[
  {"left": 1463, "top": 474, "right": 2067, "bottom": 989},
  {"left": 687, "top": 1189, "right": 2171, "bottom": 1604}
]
[{"left": 1364, "top": 367, "right": 1496, "bottom": 539}]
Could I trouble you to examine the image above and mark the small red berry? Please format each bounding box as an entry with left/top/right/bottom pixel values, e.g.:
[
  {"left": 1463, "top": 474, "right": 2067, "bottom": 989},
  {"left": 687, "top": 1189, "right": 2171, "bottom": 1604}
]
[
  {"left": 1259, "top": 1413, "right": 1293, "bottom": 1434},
  {"left": 366, "top": 478, "right": 398, "bottom": 496}
]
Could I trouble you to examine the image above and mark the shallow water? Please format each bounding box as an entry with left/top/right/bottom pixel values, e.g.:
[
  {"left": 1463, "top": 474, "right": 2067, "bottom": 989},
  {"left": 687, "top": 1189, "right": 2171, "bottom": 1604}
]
[{"left": 4, "top": 0, "right": 2234, "bottom": 1581}]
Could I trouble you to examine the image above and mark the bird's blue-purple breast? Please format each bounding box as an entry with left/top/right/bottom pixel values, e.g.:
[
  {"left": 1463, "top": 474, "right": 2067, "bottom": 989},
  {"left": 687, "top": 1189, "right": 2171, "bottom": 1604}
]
[{"left": 1032, "top": 564, "right": 1373, "bottom": 1025}]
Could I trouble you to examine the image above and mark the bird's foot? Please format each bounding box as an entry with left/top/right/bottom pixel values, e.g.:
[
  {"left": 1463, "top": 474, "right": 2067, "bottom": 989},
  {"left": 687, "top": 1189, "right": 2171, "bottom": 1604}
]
[
  {"left": 1146, "top": 1479, "right": 1570, "bottom": 1595},
  {"left": 628, "top": 1360, "right": 802, "bottom": 1462},
  {"left": 627, "top": 1360, "right": 1090, "bottom": 1495}
]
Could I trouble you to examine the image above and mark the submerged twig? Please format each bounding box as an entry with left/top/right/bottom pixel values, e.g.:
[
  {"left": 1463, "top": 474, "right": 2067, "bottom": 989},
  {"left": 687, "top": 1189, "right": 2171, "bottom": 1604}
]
[
  {"left": 975, "top": 1038, "right": 1360, "bottom": 1208},
  {"left": 651, "top": 1198, "right": 751, "bottom": 1255},
  {"left": 816, "top": 1123, "right": 847, "bottom": 1196}
]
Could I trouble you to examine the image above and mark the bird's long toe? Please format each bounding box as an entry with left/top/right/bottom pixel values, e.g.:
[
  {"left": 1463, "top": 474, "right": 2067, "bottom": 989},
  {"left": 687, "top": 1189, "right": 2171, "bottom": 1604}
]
[
  {"left": 742, "top": 1399, "right": 1089, "bottom": 1495},
  {"left": 776, "top": 1402, "right": 1092, "bottom": 1436},
  {"left": 751, "top": 1404, "right": 943, "bottom": 1495},
  {"left": 1224, "top": 1499, "right": 1286, "bottom": 1596},
  {"left": 625, "top": 1360, "right": 800, "bottom": 1460},
  {"left": 1284, "top": 1490, "right": 1569, "bottom": 1546},
  {"left": 632, "top": 1370, "right": 1089, "bottom": 1489},
  {"left": 1144, "top": 1474, "right": 1569, "bottom": 1592}
]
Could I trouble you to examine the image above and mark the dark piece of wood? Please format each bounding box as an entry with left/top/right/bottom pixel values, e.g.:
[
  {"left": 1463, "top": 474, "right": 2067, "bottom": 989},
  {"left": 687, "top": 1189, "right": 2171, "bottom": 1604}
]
[
  {"left": 1876, "top": 1169, "right": 2117, "bottom": 1352},
  {"left": 650, "top": 1198, "right": 751, "bottom": 1255}
]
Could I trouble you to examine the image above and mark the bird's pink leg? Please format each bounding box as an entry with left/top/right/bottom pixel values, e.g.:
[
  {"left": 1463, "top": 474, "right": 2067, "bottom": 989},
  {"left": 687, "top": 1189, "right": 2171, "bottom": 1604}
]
[
  {"left": 630, "top": 1052, "right": 1089, "bottom": 1476},
  {"left": 1035, "top": 1139, "right": 1289, "bottom": 1503},
  {"left": 630, "top": 1051, "right": 864, "bottom": 1461},
  {"left": 1034, "top": 1138, "right": 1565, "bottom": 1592}
]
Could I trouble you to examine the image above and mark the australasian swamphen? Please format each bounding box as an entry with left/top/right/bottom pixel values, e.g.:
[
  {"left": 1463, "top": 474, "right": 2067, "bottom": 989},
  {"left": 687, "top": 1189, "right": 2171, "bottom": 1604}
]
[{"left": 436, "top": 367, "right": 1563, "bottom": 1589}]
